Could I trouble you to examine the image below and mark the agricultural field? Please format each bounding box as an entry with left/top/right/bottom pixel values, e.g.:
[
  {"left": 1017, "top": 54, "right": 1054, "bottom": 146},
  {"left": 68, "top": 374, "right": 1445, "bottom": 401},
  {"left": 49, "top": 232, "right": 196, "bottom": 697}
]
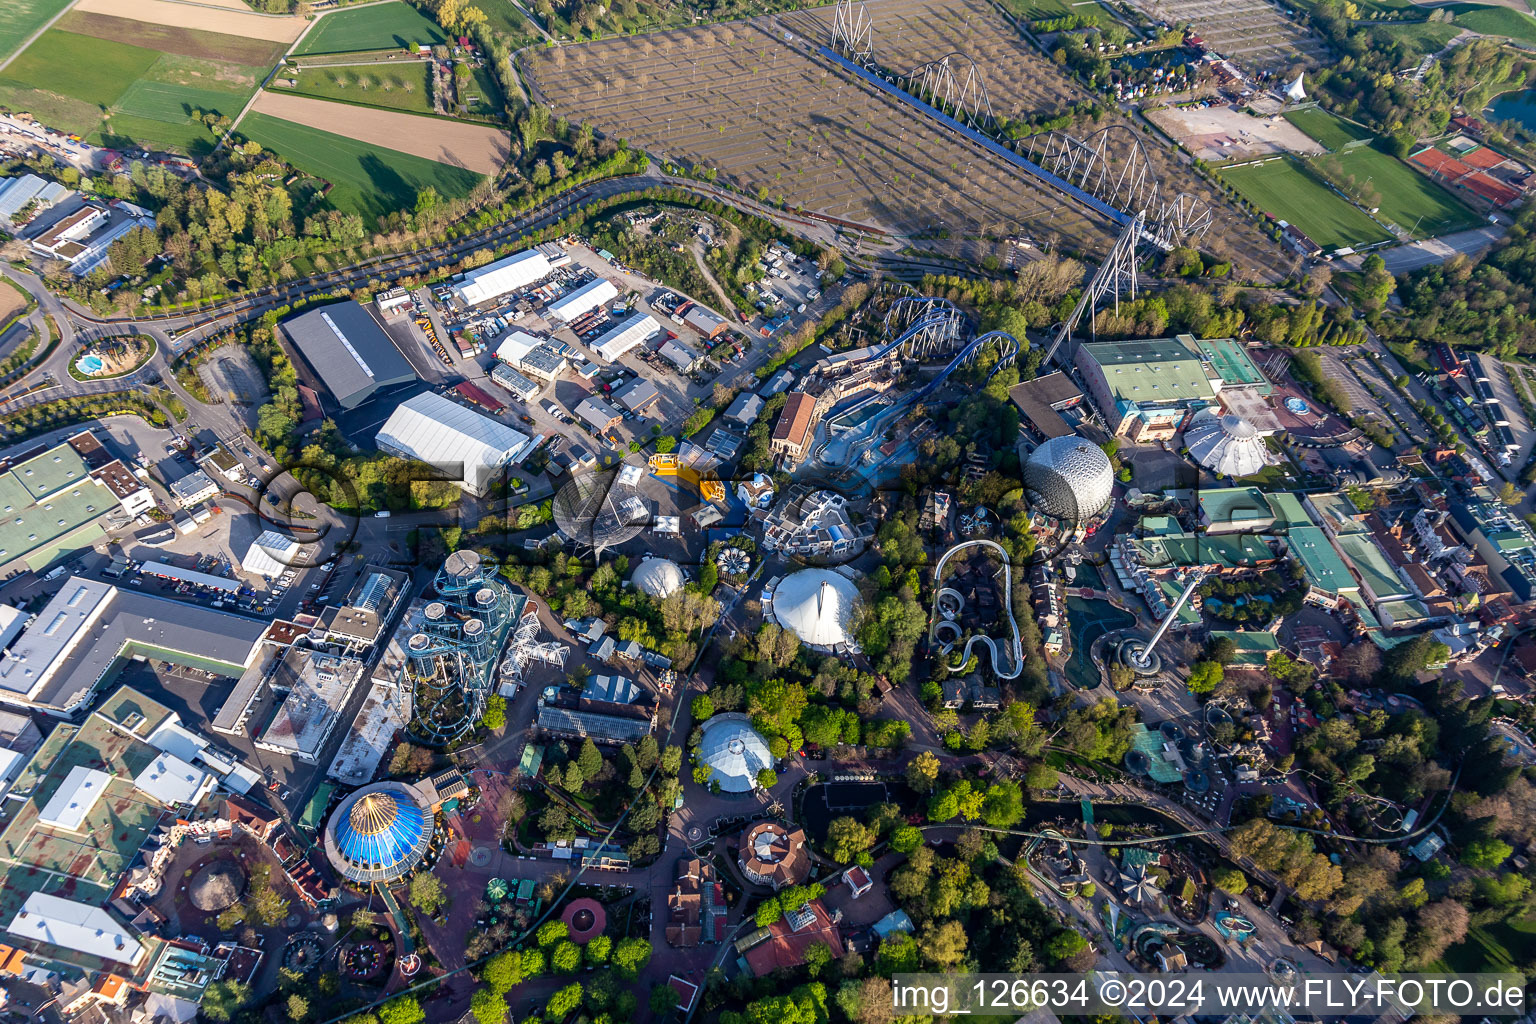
[
  {"left": 278, "top": 64, "right": 435, "bottom": 114},
  {"left": 0, "top": 12, "right": 279, "bottom": 154},
  {"left": 237, "top": 106, "right": 490, "bottom": 222},
  {"left": 1222, "top": 158, "right": 1392, "bottom": 250},
  {"left": 248, "top": 91, "right": 509, "bottom": 172},
  {"left": 73, "top": 0, "right": 306, "bottom": 42},
  {"left": 776, "top": 0, "right": 1286, "bottom": 275},
  {"left": 522, "top": 18, "right": 1116, "bottom": 260},
  {"left": 1283, "top": 107, "right": 1375, "bottom": 152},
  {"left": 1117, "top": 0, "right": 1327, "bottom": 69},
  {"left": 294, "top": 2, "right": 449, "bottom": 55},
  {"left": 0, "top": 0, "right": 75, "bottom": 64},
  {"left": 1321, "top": 143, "right": 1481, "bottom": 236}
]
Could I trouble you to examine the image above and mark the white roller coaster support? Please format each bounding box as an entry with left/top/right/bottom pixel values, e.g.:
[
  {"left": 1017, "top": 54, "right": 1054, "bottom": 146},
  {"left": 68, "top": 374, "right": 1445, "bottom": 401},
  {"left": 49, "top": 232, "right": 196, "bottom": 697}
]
[
  {"left": 1043, "top": 213, "right": 1141, "bottom": 367},
  {"left": 930, "top": 539, "right": 1024, "bottom": 679}
]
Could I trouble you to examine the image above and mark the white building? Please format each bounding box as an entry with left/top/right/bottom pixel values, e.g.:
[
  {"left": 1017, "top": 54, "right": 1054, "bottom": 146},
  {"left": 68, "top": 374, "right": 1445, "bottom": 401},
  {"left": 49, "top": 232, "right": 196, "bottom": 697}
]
[
  {"left": 546, "top": 278, "right": 618, "bottom": 323},
  {"left": 375, "top": 391, "right": 534, "bottom": 495},
  {"left": 0, "top": 174, "right": 69, "bottom": 232},
  {"left": 491, "top": 363, "right": 542, "bottom": 400},
  {"left": 494, "top": 329, "right": 567, "bottom": 380},
  {"left": 37, "top": 765, "right": 111, "bottom": 831},
  {"left": 591, "top": 312, "right": 661, "bottom": 362},
  {"left": 168, "top": 470, "right": 218, "bottom": 509},
  {"left": 132, "top": 753, "right": 215, "bottom": 807},
  {"left": 453, "top": 249, "right": 553, "bottom": 307},
  {"left": 241, "top": 530, "right": 302, "bottom": 579},
  {"left": 7, "top": 892, "right": 146, "bottom": 967}
]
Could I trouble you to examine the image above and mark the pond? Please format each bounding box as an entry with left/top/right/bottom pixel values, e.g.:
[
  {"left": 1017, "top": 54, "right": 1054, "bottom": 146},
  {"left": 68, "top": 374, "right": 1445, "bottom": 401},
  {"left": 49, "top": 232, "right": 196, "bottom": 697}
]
[
  {"left": 1487, "top": 88, "right": 1536, "bottom": 131},
  {"left": 801, "top": 781, "right": 894, "bottom": 840},
  {"left": 1064, "top": 596, "right": 1137, "bottom": 690}
]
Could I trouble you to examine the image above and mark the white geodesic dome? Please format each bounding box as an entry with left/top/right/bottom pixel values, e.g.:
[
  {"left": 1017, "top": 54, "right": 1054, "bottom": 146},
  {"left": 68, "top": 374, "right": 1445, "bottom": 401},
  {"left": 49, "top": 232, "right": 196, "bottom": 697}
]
[
  {"left": 1024, "top": 435, "right": 1114, "bottom": 524},
  {"left": 697, "top": 713, "right": 774, "bottom": 793}
]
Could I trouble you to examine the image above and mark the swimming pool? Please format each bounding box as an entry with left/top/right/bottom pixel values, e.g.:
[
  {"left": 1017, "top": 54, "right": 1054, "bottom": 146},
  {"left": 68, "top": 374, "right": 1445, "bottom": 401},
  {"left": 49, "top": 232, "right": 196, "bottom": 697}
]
[{"left": 75, "top": 354, "right": 105, "bottom": 375}]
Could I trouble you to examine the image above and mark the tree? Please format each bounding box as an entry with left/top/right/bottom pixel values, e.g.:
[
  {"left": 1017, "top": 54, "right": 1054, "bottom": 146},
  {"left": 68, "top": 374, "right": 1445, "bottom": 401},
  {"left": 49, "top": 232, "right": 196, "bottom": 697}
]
[
  {"left": 578, "top": 737, "right": 603, "bottom": 779},
  {"left": 1024, "top": 763, "right": 1058, "bottom": 790},
  {"left": 545, "top": 983, "right": 583, "bottom": 1020},
  {"left": 649, "top": 984, "right": 679, "bottom": 1015},
  {"left": 825, "top": 816, "right": 875, "bottom": 863},
  {"left": 1187, "top": 659, "right": 1224, "bottom": 694},
  {"left": 481, "top": 694, "right": 507, "bottom": 730},
  {"left": 889, "top": 825, "right": 922, "bottom": 853},
  {"left": 377, "top": 997, "right": 425, "bottom": 1024},
  {"left": 469, "top": 989, "right": 505, "bottom": 1024},
  {"left": 1212, "top": 867, "right": 1247, "bottom": 894},
  {"left": 757, "top": 768, "right": 778, "bottom": 789},
  {"left": 286, "top": 995, "right": 310, "bottom": 1022},
  {"left": 691, "top": 694, "right": 714, "bottom": 720},
  {"left": 408, "top": 873, "right": 446, "bottom": 917},
  {"left": 613, "top": 937, "right": 651, "bottom": 978},
  {"left": 551, "top": 940, "right": 582, "bottom": 974},
  {"left": 537, "top": 920, "right": 571, "bottom": 948},
  {"left": 917, "top": 920, "right": 968, "bottom": 969},
  {"left": 803, "top": 940, "right": 834, "bottom": 977},
  {"left": 905, "top": 750, "right": 940, "bottom": 792},
  {"left": 1044, "top": 930, "right": 1088, "bottom": 966},
  {"left": 481, "top": 951, "right": 522, "bottom": 994},
  {"left": 1464, "top": 838, "right": 1513, "bottom": 869},
  {"left": 200, "top": 980, "right": 252, "bottom": 1022},
  {"left": 585, "top": 934, "right": 611, "bottom": 965}
]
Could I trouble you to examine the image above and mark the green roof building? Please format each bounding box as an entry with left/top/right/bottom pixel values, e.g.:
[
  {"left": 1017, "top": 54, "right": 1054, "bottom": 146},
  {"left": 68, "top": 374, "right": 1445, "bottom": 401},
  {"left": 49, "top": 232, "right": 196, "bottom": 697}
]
[
  {"left": 1076, "top": 334, "right": 1218, "bottom": 440},
  {"left": 1207, "top": 629, "right": 1279, "bottom": 666},
  {"left": 1199, "top": 486, "right": 1275, "bottom": 534},
  {"left": 1287, "top": 526, "right": 1359, "bottom": 600},
  {"left": 1195, "top": 338, "right": 1271, "bottom": 396}
]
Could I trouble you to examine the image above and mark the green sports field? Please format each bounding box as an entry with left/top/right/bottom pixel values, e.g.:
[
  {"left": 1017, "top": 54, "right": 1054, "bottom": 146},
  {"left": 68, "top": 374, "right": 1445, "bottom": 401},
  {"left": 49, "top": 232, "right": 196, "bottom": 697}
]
[
  {"left": 1223, "top": 158, "right": 1391, "bottom": 250},
  {"left": 294, "top": 2, "right": 448, "bottom": 55},
  {"left": 0, "top": 0, "right": 74, "bottom": 64},
  {"left": 0, "top": 26, "right": 264, "bottom": 154},
  {"left": 1284, "top": 108, "right": 1375, "bottom": 152},
  {"left": 1322, "top": 143, "right": 1482, "bottom": 237},
  {"left": 238, "top": 111, "right": 482, "bottom": 223}
]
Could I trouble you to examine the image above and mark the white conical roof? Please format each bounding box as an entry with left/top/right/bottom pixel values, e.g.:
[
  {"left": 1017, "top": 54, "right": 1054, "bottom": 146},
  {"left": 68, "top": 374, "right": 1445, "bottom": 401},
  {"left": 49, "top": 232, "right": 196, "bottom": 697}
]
[
  {"left": 1285, "top": 72, "right": 1306, "bottom": 101},
  {"left": 629, "top": 557, "right": 684, "bottom": 598},
  {"left": 1186, "top": 408, "right": 1268, "bottom": 479},
  {"left": 771, "top": 568, "right": 862, "bottom": 648}
]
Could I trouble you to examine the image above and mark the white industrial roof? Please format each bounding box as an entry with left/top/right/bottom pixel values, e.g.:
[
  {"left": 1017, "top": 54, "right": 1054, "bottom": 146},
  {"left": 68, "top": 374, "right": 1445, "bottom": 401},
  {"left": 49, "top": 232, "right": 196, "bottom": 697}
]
[
  {"left": 454, "top": 249, "right": 553, "bottom": 307},
  {"left": 376, "top": 391, "right": 533, "bottom": 494},
  {"left": 546, "top": 278, "right": 618, "bottom": 322},
  {"left": 141, "top": 561, "right": 240, "bottom": 593},
  {"left": 494, "top": 329, "right": 545, "bottom": 365},
  {"left": 7, "top": 892, "right": 145, "bottom": 966},
  {"left": 592, "top": 312, "right": 661, "bottom": 362},
  {"left": 0, "top": 604, "right": 29, "bottom": 651},
  {"left": 133, "top": 753, "right": 212, "bottom": 806},
  {"left": 0, "top": 579, "right": 112, "bottom": 700},
  {"left": 37, "top": 765, "right": 112, "bottom": 831},
  {"left": 242, "top": 530, "right": 300, "bottom": 578}
]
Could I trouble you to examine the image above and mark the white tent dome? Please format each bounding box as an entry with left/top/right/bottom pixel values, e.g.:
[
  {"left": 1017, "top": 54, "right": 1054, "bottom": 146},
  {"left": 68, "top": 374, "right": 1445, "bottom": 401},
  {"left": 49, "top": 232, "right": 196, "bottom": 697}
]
[
  {"left": 630, "top": 557, "right": 684, "bottom": 598},
  {"left": 771, "top": 568, "right": 862, "bottom": 649},
  {"left": 1186, "top": 408, "right": 1268, "bottom": 479},
  {"left": 698, "top": 713, "right": 774, "bottom": 793},
  {"left": 1284, "top": 72, "right": 1306, "bottom": 102}
]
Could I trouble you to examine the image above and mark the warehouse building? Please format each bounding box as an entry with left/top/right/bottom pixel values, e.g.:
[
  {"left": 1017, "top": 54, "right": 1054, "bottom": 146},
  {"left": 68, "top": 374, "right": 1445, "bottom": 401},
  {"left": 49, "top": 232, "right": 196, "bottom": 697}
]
[
  {"left": 0, "top": 578, "right": 269, "bottom": 717},
  {"left": 683, "top": 305, "right": 729, "bottom": 340},
  {"left": 658, "top": 338, "right": 702, "bottom": 373},
  {"left": 592, "top": 312, "right": 662, "bottom": 362},
  {"left": 453, "top": 249, "right": 553, "bottom": 307},
  {"left": 214, "top": 645, "right": 367, "bottom": 764},
  {"left": 375, "top": 391, "right": 534, "bottom": 495},
  {"left": 281, "top": 302, "right": 417, "bottom": 410},
  {"left": 494, "top": 330, "right": 568, "bottom": 381},
  {"left": 545, "top": 278, "right": 618, "bottom": 323},
  {"left": 576, "top": 397, "right": 623, "bottom": 435},
  {"left": 491, "top": 363, "right": 542, "bottom": 401},
  {"left": 0, "top": 174, "right": 69, "bottom": 233},
  {"left": 1075, "top": 335, "right": 1220, "bottom": 441},
  {"left": 613, "top": 378, "right": 662, "bottom": 415},
  {"left": 168, "top": 470, "right": 218, "bottom": 509}
]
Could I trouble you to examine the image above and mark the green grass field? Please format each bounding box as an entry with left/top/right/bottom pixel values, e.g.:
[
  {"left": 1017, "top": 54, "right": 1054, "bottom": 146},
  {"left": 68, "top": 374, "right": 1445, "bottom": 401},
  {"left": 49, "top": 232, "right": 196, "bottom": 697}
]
[
  {"left": 1368, "top": 18, "right": 1462, "bottom": 53},
  {"left": 0, "top": 28, "right": 263, "bottom": 153},
  {"left": 57, "top": 10, "right": 288, "bottom": 67},
  {"left": 1451, "top": 3, "right": 1536, "bottom": 42},
  {"left": 0, "top": 0, "right": 74, "bottom": 64},
  {"left": 282, "top": 65, "right": 433, "bottom": 113},
  {"left": 1323, "top": 143, "right": 1482, "bottom": 236},
  {"left": 999, "top": 0, "right": 1076, "bottom": 19},
  {"left": 1224, "top": 158, "right": 1391, "bottom": 250},
  {"left": 238, "top": 111, "right": 482, "bottom": 223},
  {"left": 294, "top": 2, "right": 448, "bottom": 55},
  {"left": 1284, "top": 108, "right": 1375, "bottom": 151},
  {"left": 1434, "top": 916, "right": 1536, "bottom": 974},
  {"left": 0, "top": 30, "right": 161, "bottom": 108}
]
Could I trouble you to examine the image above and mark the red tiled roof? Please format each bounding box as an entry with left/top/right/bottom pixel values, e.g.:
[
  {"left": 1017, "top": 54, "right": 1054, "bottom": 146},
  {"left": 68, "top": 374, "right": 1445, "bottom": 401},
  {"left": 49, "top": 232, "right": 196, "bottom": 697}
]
[
  {"left": 743, "top": 899, "right": 844, "bottom": 975},
  {"left": 772, "top": 393, "right": 817, "bottom": 447}
]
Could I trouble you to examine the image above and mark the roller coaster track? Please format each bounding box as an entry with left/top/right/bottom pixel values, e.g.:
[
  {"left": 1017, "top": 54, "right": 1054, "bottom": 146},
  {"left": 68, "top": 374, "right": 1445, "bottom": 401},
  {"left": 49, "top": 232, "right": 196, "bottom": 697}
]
[
  {"left": 820, "top": 326, "right": 1019, "bottom": 470},
  {"left": 930, "top": 539, "right": 1024, "bottom": 679}
]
